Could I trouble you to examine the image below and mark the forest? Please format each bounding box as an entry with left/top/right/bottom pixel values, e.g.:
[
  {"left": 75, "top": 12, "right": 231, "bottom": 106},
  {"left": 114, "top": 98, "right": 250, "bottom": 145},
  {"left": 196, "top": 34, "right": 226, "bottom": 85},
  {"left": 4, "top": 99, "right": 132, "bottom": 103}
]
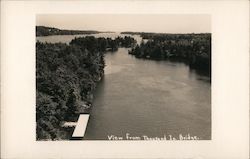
[
  {"left": 36, "top": 36, "right": 136, "bottom": 140},
  {"left": 36, "top": 26, "right": 102, "bottom": 36},
  {"left": 128, "top": 33, "right": 211, "bottom": 76},
  {"left": 36, "top": 30, "right": 211, "bottom": 140}
]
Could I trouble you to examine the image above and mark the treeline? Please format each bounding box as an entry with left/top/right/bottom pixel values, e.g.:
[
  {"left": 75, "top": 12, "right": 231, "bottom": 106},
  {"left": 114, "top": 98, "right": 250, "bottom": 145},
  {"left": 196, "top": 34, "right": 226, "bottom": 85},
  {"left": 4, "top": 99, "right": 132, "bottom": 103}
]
[
  {"left": 129, "top": 33, "right": 211, "bottom": 76},
  {"left": 70, "top": 36, "right": 136, "bottom": 51},
  {"left": 36, "top": 26, "right": 101, "bottom": 36},
  {"left": 36, "top": 36, "right": 136, "bottom": 140},
  {"left": 121, "top": 31, "right": 155, "bottom": 35}
]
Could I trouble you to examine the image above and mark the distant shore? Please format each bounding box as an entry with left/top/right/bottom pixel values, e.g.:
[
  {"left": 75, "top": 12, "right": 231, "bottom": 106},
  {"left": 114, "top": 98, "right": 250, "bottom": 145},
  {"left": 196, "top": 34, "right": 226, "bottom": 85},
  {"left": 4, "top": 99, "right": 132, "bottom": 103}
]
[{"left": 36, "top": 26, "right": 114, "bottom": 37}]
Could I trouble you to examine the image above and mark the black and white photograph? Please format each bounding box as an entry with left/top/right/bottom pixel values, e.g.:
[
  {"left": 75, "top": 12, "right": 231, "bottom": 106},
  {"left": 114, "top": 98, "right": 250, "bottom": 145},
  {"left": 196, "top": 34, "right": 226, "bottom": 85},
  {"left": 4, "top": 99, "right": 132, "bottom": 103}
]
[
  {"left": 1, "top": 1, "right": 249, "bottom": 158},
  {"left": 36, "top": 14, "right": 211, "bottom": 141}
]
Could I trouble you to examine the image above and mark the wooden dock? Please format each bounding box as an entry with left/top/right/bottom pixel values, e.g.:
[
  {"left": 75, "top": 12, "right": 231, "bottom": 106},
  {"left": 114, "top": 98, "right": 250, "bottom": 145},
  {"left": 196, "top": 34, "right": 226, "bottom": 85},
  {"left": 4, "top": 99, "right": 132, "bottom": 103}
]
[{"left": 72, "top": 114, "right": 90, "bottom": 139}]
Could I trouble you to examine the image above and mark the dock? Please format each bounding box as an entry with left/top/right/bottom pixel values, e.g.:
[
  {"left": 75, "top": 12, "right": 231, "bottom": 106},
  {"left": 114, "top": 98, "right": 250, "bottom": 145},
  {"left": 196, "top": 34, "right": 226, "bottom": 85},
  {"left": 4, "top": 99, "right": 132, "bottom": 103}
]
[{"left": 72, "top": 114, "right": 90, "bottom": 138}]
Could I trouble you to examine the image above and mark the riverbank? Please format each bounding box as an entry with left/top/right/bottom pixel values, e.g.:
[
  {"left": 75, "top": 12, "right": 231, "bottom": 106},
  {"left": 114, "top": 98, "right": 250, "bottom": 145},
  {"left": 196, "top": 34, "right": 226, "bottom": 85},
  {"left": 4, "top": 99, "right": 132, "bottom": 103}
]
[
  {"left": 83, "top": 47, "right": 211, "bottom": 140},
  {"left": 36, "top": 32, "right": 211, "bottom": 140},
  {"left": 36, "top": 36, "right": 136, "bottom": 140},
  {"left": 127, "top": 33, "right": 211, "bottom": 77}
]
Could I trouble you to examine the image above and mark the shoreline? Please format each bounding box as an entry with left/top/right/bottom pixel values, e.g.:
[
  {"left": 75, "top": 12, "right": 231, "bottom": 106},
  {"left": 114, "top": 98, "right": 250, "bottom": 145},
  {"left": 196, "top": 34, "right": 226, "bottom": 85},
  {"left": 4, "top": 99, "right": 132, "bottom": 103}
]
[{"left": 36, "top": 35, "right": 136, "bottom": 140}]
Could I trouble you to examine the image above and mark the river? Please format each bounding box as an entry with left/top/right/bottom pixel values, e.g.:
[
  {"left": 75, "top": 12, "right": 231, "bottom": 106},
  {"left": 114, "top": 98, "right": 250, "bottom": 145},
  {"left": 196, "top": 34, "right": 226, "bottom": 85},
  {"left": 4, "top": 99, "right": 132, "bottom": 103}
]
[{"left": 37, "top": 33, "right": 211, "bottom": 140}]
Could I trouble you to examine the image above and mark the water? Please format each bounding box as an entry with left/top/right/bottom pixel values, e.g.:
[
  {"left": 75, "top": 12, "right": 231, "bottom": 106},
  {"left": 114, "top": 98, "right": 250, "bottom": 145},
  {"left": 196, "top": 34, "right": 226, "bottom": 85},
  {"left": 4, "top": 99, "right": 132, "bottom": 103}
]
[
  {"left": 37, "top": 34, "right": 211, "bottom": 140},
  {"left": 36, "top": 32, "right": 143, "bottom": 44}
]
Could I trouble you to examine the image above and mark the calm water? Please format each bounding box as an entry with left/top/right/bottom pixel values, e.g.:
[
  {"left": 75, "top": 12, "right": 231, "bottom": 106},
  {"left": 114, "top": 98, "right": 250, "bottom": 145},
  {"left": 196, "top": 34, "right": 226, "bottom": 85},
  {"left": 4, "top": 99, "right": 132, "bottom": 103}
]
[
  {"left": 37, "top": 34, "right": 211, "bottom": 140},
  {"left": 36, "top": 32, "right": 143, "bottom": 44}
]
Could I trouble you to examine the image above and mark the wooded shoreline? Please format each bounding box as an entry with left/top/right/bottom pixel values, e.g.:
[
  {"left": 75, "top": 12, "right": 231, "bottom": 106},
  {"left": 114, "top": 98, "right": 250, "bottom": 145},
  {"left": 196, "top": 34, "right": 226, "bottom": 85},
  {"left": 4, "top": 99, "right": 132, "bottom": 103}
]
[
  {"left": 36, "top": 27, "right": 211, "bottom": 140},
  {"left": 127, "top": 32, "right": 211, "bottom": 76},
  {"left": 36, "top": 35, "right": 136, "bottom": 140}
]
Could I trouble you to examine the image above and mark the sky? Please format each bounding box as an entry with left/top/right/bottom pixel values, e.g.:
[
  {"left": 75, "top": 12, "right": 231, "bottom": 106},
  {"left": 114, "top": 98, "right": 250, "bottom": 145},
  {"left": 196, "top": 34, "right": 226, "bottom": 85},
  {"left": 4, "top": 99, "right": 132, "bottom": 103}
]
[{"left": 36, "top": 14, "right": 211, "bottom": 33}]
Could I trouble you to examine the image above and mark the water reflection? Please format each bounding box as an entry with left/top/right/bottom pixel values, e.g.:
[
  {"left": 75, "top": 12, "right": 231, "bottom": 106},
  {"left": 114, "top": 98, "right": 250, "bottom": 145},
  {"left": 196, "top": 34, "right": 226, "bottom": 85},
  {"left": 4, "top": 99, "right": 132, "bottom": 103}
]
[
  {"left": 188, "top": 68, "right": 211, "bottom": 83},
  {"left": 37, "top": 34, "right": 211, "bottom": 140},
  {"left": 84, "top": 48, "right": 211, "bottom": 140}
]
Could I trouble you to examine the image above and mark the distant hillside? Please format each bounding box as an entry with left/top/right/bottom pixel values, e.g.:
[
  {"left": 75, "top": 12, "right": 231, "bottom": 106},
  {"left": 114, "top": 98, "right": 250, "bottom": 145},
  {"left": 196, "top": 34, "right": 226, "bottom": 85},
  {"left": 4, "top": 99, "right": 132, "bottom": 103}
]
[
  {"left": 121, "top": 31, "right": 211, "bottom": 39},
  {"left": 121, "top": 31, "right": 147, "bottom": 35},
  {"left": 36, "top": 26, "right": 101, "bottom": 37}
]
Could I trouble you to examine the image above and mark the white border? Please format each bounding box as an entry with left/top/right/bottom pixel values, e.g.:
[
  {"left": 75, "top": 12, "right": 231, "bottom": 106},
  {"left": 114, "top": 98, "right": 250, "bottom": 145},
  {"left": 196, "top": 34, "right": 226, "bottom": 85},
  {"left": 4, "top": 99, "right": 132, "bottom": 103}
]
[{"left": 1, "top": 1, "right": 249, "bottom": 159}]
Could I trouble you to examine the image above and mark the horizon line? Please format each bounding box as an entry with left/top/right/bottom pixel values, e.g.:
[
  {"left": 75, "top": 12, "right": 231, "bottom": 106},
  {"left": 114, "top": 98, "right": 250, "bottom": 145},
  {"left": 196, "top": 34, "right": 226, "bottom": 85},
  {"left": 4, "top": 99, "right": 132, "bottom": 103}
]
[{"left": 36, "top": 25, "right": 212, "bottom": 34}]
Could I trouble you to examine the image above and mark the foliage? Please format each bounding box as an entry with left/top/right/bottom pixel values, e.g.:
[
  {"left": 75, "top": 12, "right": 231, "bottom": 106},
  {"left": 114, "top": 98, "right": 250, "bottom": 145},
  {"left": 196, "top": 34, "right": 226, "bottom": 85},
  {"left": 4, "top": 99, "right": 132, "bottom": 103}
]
[
  {"left": 129, "top": 33, "right": 211, "bottom": 76},
  {"left": 36, "top": 36, "right": 136, "bottom": 140},
  {"left": 70, "top": 36, "right": 136, "bottom": 51}
]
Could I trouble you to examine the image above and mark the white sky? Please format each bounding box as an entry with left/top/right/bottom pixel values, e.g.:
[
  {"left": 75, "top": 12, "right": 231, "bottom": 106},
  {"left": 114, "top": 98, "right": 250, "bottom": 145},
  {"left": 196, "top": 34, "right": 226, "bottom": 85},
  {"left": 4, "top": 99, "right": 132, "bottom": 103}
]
[{"left": 36, "top": 14, "right": 211, "bottom": 33}]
